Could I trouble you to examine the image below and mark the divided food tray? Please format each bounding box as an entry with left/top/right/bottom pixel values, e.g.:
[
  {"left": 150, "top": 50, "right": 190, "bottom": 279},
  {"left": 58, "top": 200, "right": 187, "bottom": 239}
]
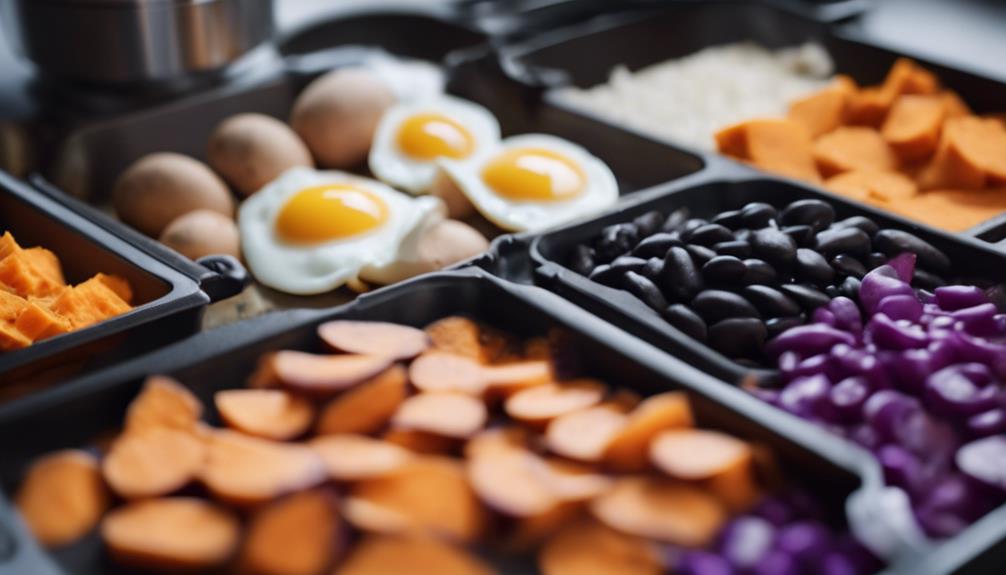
[{"left": 0, "top": 269, "right": 883, "bottom": 575}]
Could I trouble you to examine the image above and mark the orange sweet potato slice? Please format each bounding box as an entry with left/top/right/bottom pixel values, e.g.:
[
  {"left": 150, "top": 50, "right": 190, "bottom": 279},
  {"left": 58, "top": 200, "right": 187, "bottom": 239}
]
[
  {"left": 813, "top": 126, "right": 898, "bottom": 177},
  {"left": 0, "top": 250, "right": 64, "bottom": 299},
  {"left": 424, "top": 316, "right": 487, "bottom": 362},
  {"left": 505, "top": 380, "right": 606, "bottom": 428},
  {"left": 649, "top": 429, "right": 753, "bottom": 482},
  {"left": 350, "top": 456, "right": 486, "bottom": 542},
  {"left": 408, "top": 351, "right": 489, "bottom": 395},
  {"left": 125, "top": 376, "right": 203, "bottom": 434},
  {"left": 200, "top": 430, "right": 327, "bottom": 506},
  {"left": 590, "top": 476, "right": 726, "bottom": 547},
  {"left": 824, "top": 170, "right": 918, "bottom": 204},
  {"left": 535, "top": 457, "right": 613, "bottom": 502},
  {"left": 917, "top": 116, "right": 1006, "bottom": 190},
  {"left": 0, "top": 288, "right": 28, "bottom": 321},
  {"left": 0, "top": 321, "right": 31, "bottom": 351},
  {"left": 788, "top": 84, "right": 850, "bottom": 138},
  {"left": 238, "top": 489, "right": 344, "bottom": 575},
  {"left": 464, "top": 426, "right": 532, "bottom": 459},
  {"left": 15, "top": 302, "right": 71, "bottom": 342},
  {"left": 342, "top": 497, "right": 417, "bottom": 535},
  {"left": 886, "top": 188, "right": 1006, "bottom": 232},
  {"left": 336, "top": 535, "right": 496, "bottom": 575},
  {"left": 0, "top": 231, "right": 19, "bottom": 260},
  {"left": 315, "top": 365, "right": 407, "bottom": 436},
  {"left": 539, "top": 519, "right": 662, "bottom": 575},
  {"left": 103, "top": 427, "right": 206, "bottom": 499},
  {"left": 101, "top": 497, "right": 240, "bottom": 572},
  {"left": 15, "top": 450, "right": 109, "bottom": 548},
  {"left": 545, "top": 406, "right": 628, "bottom": 462},
  {"left": 391, "top": 393, "right": 488, "bottom": 439},
  {"left": 484, "top": 360, "right": 553, "bottom": 396},
  {"left": 215, "top": 389, "right": 314, "bottom": 440},
  {"left": 48, "top": 276, "right": 132, "bottom": 329},
  {"left": 882, "top": 95, "right": 946, "bottom": 162},
  {"left": 468, "top": 448, "right": 560, "bottom": 518},
  {"left": 270, "top": 351, "right": 393, "bottom": 396},
  {"left": 715, "top": 119, "right": 821, "bottom": 183},
  {"left": 94, "top": 273, "right": 133, "bottom": 304},
  {"left": 382, "top": 428, "right": 458, "bottom": 455},
  {"left": 602, "top": 392, "right": 694, "bottom": 472},
  {"left": 309, "top": 434, "right": 414, "bottom": 481},
  {"left": 318, "top": 320, "right": 429, "bottom": 360},
  {"left": 942, "top": 91, "right": 972, "bottom": 118},
  {"left": 22, "top": 247, "right": 65, "bottom": 287}
]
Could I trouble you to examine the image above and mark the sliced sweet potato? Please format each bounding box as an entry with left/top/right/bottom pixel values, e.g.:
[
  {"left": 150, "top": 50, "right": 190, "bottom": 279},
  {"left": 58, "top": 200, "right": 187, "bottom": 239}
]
[
  {"left": 48, "top": 276, "right": 132, "bottom": 328},
  {"left": 22, "top": 247, "right": 65, "bottom": 287},
  {"left": 917, "top": 116, "right": 1003, "bottom": 190},
  {"left": 200, "top": 430, "right": 327, "bottom": 506},
  {"left": 103, "top": 427, "right": 206, "bottom": 499},
  {"left": 350, "top": 456, "right": 486, "bottom": 542},
  {"left": 845, "top": 59, "right": 938, "bottom": 126},
  {"left": 248, "top": 352, "right": 281, "bottom": 389},
  {"left": 270, "top": 351, "right": 393, "bottom": 396},
  {"left": 882, "top": 95, "right": 946, "bottom": 162},
  {"left": 813, "top": 126, "right": 898, "bottom": 177},
  {"left": 715, "top": 119, "right": 821, "bottom": 183},
  {"left": 602, "top": 392, "right": 694, "bottom": 472},
  {"left": 539, "top": 519, "right": 661, "bottom": 575},
  {"left": 101, "top": 497, "right": 240, "bottom": 572},
  {"left": 942, "top": 90, "right": 973, "bottom": 118},
  {"left": 607, "top": 389, "right": 643, "bottom": 413},
  {"left": 309, "top": 434, "right": 413, "bottom": 481},
  {"left": 215, "top": 389, "right": 314, "bottom": 440},
  {"left": 0, "top": 288, "right": 28, "bottom": 322},
  {"left": 424, "top": 316, "right": 486, "bottom": 362},
  {"left": 844, "top": 87, "right": 895, "bottom": 127},
  {"left": 534, "top": 457, "right": 613, "bottom": 502},
  {"left": 484, "top": 360, "right": 553, "bottom": 396},
  {"left": 649, "top": 429, "right": 753, "bottom": 482},
  {"left": 15, "top": 302, "right": 71, "bottom": 342},
  {"left": 886, "top": 188, "right": 1006, "bottom": 232},
  {"left": 467, "top": 449, "right": 559, "bottom": 517},
  {"left": 506, "top": 503, "right": 582, "bottom": 553},
  {"left": 238, "top": 489, "right": 344, "bottom": 575},
  {"left": 336, "top": 535, "right": 496, "bottom": 575},
  {"left": 94, "top": 273, "right": 133, "bottom": 304},
  {"left": 391, "top": 393, "right": 488, "bottom": 439},
  {"left": 708, "top": 459, "right": 762, "bottom": 513},
  {"left": 590, "top": 476, "right": 726, "bottom": 547},
  {"left": 544, "top": 406, "right": 628, "bottom": 462},
  {"left": 408, "top": 351, "right": 488, "bottom": 395},
  {"left": 788, "top": 84, "right": 850, "bottom": 138},
  {"left": 382, "top": 428, "right": 457, "bottom": 455},
  {"left": 464, "top": 426, "right": 532, "bottom": 459},
  {"left": 0, "top": 249, "right": 64, "bottom": 299},
  {"left": 887, "top": 58, "right": 940, "bottom": 96},
  {"left": 0, "top": 231, "right": 19, "bottom": 260},
  {"left": 125, "top": 376, "right": 203, "bottom": 434},
  {"left": 0, "top": 307, "right": 31, "bottom": 350},
  {"left": 343, "top": 497, "right": 416, "bottom": 535},
  {"left": 505, "top": 380, "right": 606, "bottom": 428},
  {"left": 15, "top": 450, "right": 109, "bottom": 548},
  {"left": 318, "top": 320, "right": 429, "bottom": 360},
  {"left": 315, "top": 365, "right": 408, "bottom": 436},
  {"left": 825, "top": 169, "right": 918, "bottom": 204}
]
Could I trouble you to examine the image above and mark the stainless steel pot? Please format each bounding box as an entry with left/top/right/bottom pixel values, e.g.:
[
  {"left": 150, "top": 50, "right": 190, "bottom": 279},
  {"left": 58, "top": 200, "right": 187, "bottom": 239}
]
[{"left": 2, "top": 0, "right": 274, "bottom": 86}]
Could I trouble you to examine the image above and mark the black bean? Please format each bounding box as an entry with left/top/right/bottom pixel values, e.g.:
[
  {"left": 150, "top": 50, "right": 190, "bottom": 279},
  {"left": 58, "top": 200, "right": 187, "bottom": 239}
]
[
  {"left": 814, "top": 227, "right": 871, "bottom": 258},
  {"left": 795, "top": 248, "right": 835, "bottom": 286},
  {"left": 569, "top": 245, "right": 595, "bottom": 275},
  {"left": 780, "top": 284, "right": 831, "bottom": 311},
  {"left": 781, "top": 199, "right": 835, "bottom": 232},
  {"left": 912, "top": 269, "right": 947, "bottom": 290},
  {"left": 733, "top": 229, "right": 752, "bottom": 242},
  {"left": 830, "top": 254, "right": 867, "bottom": 279},
  {"left": 664, "top": 304, "right": 707, "bottom": 343},
  {"left": 688, "top": 223, "right": 734, "bottom": 246},
  {"left": 712, "top": 210, "right": 743, "bottom": 229},
  {"left": 766, "top": 316, "right": 804, "bottom": 339},
  {"left": 588, "top": 264, "right": 614, "bottom": 285},
  {"left": 703, "top": 255, "right": 747, "bottom": 283},
  {"left": 660, "top": 246, "right": 703, "bottom": 301},
  {"left": 832, "top": 216, "right": 879, "bottom": 237},
  {"left": 708, "top": 318, "right": 768, "bottom": 358},
  {"left": 595, "top": 223, "right": 639, "bottom": 262},
  {"left": 632, "top": 232, "right": 682, "bottom": 258},
  {"left": 632, "top": 210, "right": 665, "bottom": 237},
  {"left": 691, "top": 290, "right": 761, "bottom": 322},
  {"left": 781, "top": 225, "right": 815, "bottom": 248},
  {"left": 662, "top": 207, "right": 691, "bottom": 232},
  {"left": 743, "top": 285, "right": 802, "bottom": 317},
  {"left": 642, "top": 257, "right": 664, "bottom": 281},
  {"left": 590, "top": 256, "right": 646, "bottom": 286},
  {"left": 624, "top": 271, "right": 669, "bottom": 312},
  {"left": 714, "top": 240, "right": 752, "bottom": 259},
  {"left": 825, "top": 285, "right": 842, "bottom": 298},
  {"left": 841, "top": 276, "right": 862, "bottom": 301},
  {"left": 740, "top": 202, "right": 778, "bottom": 229},
  {"left": 752, "top": 228, "right": 797, "bottom": 268},
  {"left": 866, "top": 252, "right": 888, "bottom": 269},
  {"left": 872, "top": 229, "right": 950, "bottom": 273},
  {"left": 742, "top": 259, "right": 778, "bottom": 285},
  {"left": 685, "top": 244, "right": 717, "bottom": 266},
  {"left": 682, "top": 218, "right": 708, "bottom": 235}
]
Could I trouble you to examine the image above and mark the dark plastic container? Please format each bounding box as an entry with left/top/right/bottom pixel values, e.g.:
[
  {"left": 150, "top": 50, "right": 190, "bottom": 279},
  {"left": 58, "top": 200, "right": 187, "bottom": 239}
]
[{"left": 0, "top": 269, "right": 887, "bottom": 575}]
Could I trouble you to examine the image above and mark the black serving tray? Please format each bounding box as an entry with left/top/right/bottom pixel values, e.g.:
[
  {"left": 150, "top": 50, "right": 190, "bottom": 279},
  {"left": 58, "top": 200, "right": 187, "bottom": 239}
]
[{"left": 0, "top": 269, "right": 889, "bottom": 575}]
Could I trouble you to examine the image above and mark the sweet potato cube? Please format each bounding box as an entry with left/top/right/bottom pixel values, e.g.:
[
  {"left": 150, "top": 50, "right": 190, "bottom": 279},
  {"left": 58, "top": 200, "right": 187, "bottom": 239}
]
[
  {"left": 94, "top": 273, "right": 133, "bottom": 304},
  {"left": 0, "top": 232, "right": 19, "bottom": 260},
  {"left": 49, "top": 276, "right": 132, "bottom": 329},
  {"left": 788, "top": 83, "right": 850, "bottom": 138},
  {"left": 813, "top": 126, "right": 898, "bottom": 177},
  {"left": 714, "top": 119, "right": 820, "bottom": 183},
  {"left": 0, "top": 288, "right": 28, "bottom": 321},
  {"left": 0, "top": 321, "right": 31, "bottom": 351},
  {"left": 22, "top": 248, "right": 65, "bottom": 287},
  {"left": 886, "top": 189, "right": 1006, "bottom": 232},
  {"left": 15, "top": 302, "right": 71, "bottom": 342},
  {"left": 943, "top": 91, "right": 973, "bottom": 118},
  {"left": 0, "top": 249, "right": 64, "bottom": 298},
  {"left": 917, "top": 117, "right": 1006, "bottom": 190},
  {"left": 825, "top": 170, "right": 918, "bottom": 204},
  {"left": 882, "top": 95, "right": 946, "bottom": 162}
]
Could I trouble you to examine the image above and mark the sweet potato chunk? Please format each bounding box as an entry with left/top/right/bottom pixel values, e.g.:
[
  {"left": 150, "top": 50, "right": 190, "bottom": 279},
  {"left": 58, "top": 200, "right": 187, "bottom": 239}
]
[
  {"left": 545, "top": 406, "right": 628, "bottom": 462},
  {"left": 886, "top": 188, "right": 1006, "bottom": 232},
  {"left": 467, "top": 449, "right": 560, "bottom": 517},
  {"left": 215, "top": 389, "right": 314, "bottom": 440},
  {"left": 22, "top": 247, "right": 65, "bottom": 287},
  {"left": 315, "top": 365, "right": 407, "bottom": 436},
  {"left": 238, "top": 489, "right": 344, "bottom": 575},
  {"left": 309, "top": 434, "right": 413, "bottom": 481},
  {"left": 464, "top": 426, "right": 531, "bottom": 459},
  {"left": 825, "top": 170, "right": 918, "bottom": 204},
  {"left": 103, "top": 427, "right": 206, "bottom": 499},
  {"left": 15, "top": 302, "right": 71, "bottom": 342},
  {"left": 539, "top": 519, "right": 661, "bottom": 575},
  {"left": 101, "top": 497, "right": 240, "bottom": 572},
  {"left": 391, "top": 393, "right": 488, "bottom": 439},
  {"left": 882, "top": 95, "right": 946, "bottom": 162},
  {"left": 125, "top": 376, "right": 203, "bottom": 434},
  {"left": 337, "top": 535, "right": 496, "bottom": 575},
  {"left": 381, "top": 429, "right": 457, "bottom": 455},
  {"left": 424, "top": 316, "right": 487, "bottom": 362},
  {"left": 49, "top": 276, "right": 132, "bottom": 329},
  {"left": 505, "top": 380, "right": 606, "bottom": 428},
  {"left": 484, "top": 360, "right": 553, "bottom": 396},
  {"left": 650, "top": 429, "right": 753, "bottom": 482},
  {"left": 590, "top": 476, "right": 726, "bottom": 547},
  {"left": 942, "top": 91, "right": 972, "bottom": 118},
  {"left": 318, "top": 320, "right": 429, "bottom": 360},
  {"left": 408, "top": 351, "right": 488, "bottom": 395},
  {"left": 715, "top": 119, "right": 820, "bottom": 183},
  {"left": 603, "top": 392, "right": 694, "bottom": 472},
  {"left": 917, "top": 116, "right": 1006, "bottom": 189},
  {"left": 270, "top": 351, "right": 393, "bottom": 396},
  {"left": 15, "top": 450, "right": 109, "bottom": 548},
  {"left": 788, "top": 84, "right": 849, "bottom": 138},
  {"left": 350, "top": 456, "right": 485, "bottom": 542},
  {"left": 536, "top": 457, "right": 613, "bottom": 502},
  {"left": 813, "top": 126, "right": 898, "bottom": 177},
  {"left": 200, "top": 430, "right": 327, "bottom": 506},
  {"left": 0, "top": 249, "right": 64, "bottom": 299}
]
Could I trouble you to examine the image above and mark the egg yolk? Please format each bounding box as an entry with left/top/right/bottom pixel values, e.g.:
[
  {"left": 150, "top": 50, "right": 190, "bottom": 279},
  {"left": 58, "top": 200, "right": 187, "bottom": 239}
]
[
  {"left": 276, "top": 185, "right": 388, "bottom": 244},
  {"left": 396, "top": 113, "right": 475, "bottom": 160},
  {"left": 480, "top": 147, "right": 586, "bottom": 202}
]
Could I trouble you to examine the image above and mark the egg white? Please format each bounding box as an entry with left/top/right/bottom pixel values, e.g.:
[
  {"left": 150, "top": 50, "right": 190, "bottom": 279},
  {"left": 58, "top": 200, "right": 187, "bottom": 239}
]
[
  {"left": 369, "top": 95, "right": 501, "bottom": 194},
  {"left": 439, "top": 134, "right": 619, "bottom": 232},
  {"left": 239, "top": 167, "right": 444, "bottom": 295},
  {"left": 364, "top": 53, "right": 445, "bottom": 103}
]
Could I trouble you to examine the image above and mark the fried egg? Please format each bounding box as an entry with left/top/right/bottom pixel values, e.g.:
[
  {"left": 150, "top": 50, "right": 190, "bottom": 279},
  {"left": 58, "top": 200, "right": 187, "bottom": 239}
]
[
  {"left": 239, "top": 168, "right": 443, "bottom": 295},
  {"left": 369, "top": 95, "right": 501, "bottom": 194},
  {"left": 364, "top": 53, "right": 445, "bottom": 102},
  {"left": 438, "top": 134, "right": 618, "bottom": 232}
]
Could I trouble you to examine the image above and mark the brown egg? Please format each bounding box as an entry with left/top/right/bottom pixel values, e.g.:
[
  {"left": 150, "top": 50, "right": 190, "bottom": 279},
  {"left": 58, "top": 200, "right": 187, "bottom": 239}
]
[
  {"left": 113, "top": 153, "right": 234, "bottom": 238},
  {"left": 290, "top": 68, "right": 396, "bottom": 169},
  {"left": 207, "top": 114, "right": 313, "bottom": 197},
  {"left": 360, "top": 219, "right": 489, "bottom": 285},
  {"left": 159, "top": 210, "right": 240, "bottom": 261},
  {"left": 429, "top": 167, "right": 475, "bottom": 219}
]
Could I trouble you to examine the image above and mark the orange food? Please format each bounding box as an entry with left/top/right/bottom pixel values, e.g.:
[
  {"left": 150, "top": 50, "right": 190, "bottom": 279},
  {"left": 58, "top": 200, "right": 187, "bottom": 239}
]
[
  {"left": 650, "top": 429, "right": 753, "bottom": 481},
  {"left": 467, "top": 448, "right": 560, "bottom": 517},
  {"left": 103, "top": 427, "right": 207, "bottom": 499},
  {"left": 215, "top": 389, "right": 314, "bottom": 440},
  {"left": 424, "top": 316, "right": 489, "bottom": 362},
  {"left": 505, "top": 380, "right": 606, "bottom": 428},
  {"left": 603, "top": 392, "right": 694, "bottom": 472},
  {"left": 390, "top": 392, "right": 488, "bottom": 439},
  {"left": 544, "top": 406, "right": 628, "bottom": 462},
  {"left": 715, "top": 119, "right": 820, "bottom": 183},
  {"left": 885, "top": 188, "right": 1006, "bottom": 232},
  {"left": 315, "top": 365, "right": 408, "bottom": 436},
  {"left": 318, "top": 320, "right": 430, "bottom": 360},
  {"left": 125, "top": 376, "right": 203, "bottom": 434},
  {"left": 49, "top": 275, "right": 132, "bottom": 330},
  {"left": 269, "top": 351, "right": 393, "bottom": 396},
  {"left": 787, "top": 78, "right": 853, "bottom": 138},
  {"left": 337, "top": 535, "right": 496, "bottom": 575},
  {"left": 15, "top": 450, "right": 109, "bottom": 548},
  {"left": 825, "top": 170, "right": 918, "bottom": 204},
  {"left": 882, "top": 95, "right": 946, "bottom": 162},
  {"left": 539, "top": 519, "right": 661, "bottom": 575},
  {"left": 310, "top": 434, "right": 414, "bottom": 481},
  {"left": 813, "top": 127, "right": 898, "bottom": 177},
  {"left": 408, "top": 351, "right": 489, "bottom": 395},
  {"left": 238, "top": 489, "right": 344, "bottom": 575}
]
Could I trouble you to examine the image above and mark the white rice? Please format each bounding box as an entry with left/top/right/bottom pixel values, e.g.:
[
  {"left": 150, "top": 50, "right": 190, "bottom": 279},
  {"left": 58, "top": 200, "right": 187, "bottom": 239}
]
[{"left": 556, "top": 42, "right": 835, "bottom": 151}]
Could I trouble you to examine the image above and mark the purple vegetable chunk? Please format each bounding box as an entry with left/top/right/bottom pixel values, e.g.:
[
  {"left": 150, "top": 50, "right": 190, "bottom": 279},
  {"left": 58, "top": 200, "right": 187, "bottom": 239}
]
[
  {"left": 863, "top": 390, "right": 921, "bottom": 442},
  {"left": 774, "top": 521, "right": 830, "bottom": 567},
  {"left": 967, "top": 408, "right": 1006, "bottom": 438},
  {"left": 877, "top": 444, "right": 923, "bottom": 492},
  {"left": 887, "top": 252, "right": 916, "bottom": 283},
  {"left": 816, "top": 551, "right": 860, "bottom": 575},
  {"left": 956, "top": 435, "right": 1006, "bottom": 493},
  {"left": 752, "top": 549, "right": 801, "bottom": 575},
  {"left": 813, "top": 307, "right": 837, "bottom": 326},
  {"left": 859, "top": 266, "right": 914, "bottom": 315},
  {"left": 677, "top": 550, "right": 736, "bottom": 575},
  {"left": 829, "top": 376, "right": 871, "bottom": 421},
  {"left": 935, "top": 285, "right": 988, "bottom": 311},
  {"left": 768, "top": 325, "right": 856, "bottom": 359},
  {"left": 864, "top": 314, "right": 928, "bottom": 350},
  {"left": 952, "top": 303, "right": 1000, "bottom": 336},
  {"left": 876, "top": 294, "right": 923, "bottom": 322},
  {"left": 779, "top": 374, "right": 832, "bottom": 419},
  {"left": 717, "top": 517, "right": 776, "bottom": 570},
  {"left": 924, "top": 365, "right": 999, "bottom": 417},
  {"left": 828, "top": 297, "right": 862, "bottom": 334}
]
